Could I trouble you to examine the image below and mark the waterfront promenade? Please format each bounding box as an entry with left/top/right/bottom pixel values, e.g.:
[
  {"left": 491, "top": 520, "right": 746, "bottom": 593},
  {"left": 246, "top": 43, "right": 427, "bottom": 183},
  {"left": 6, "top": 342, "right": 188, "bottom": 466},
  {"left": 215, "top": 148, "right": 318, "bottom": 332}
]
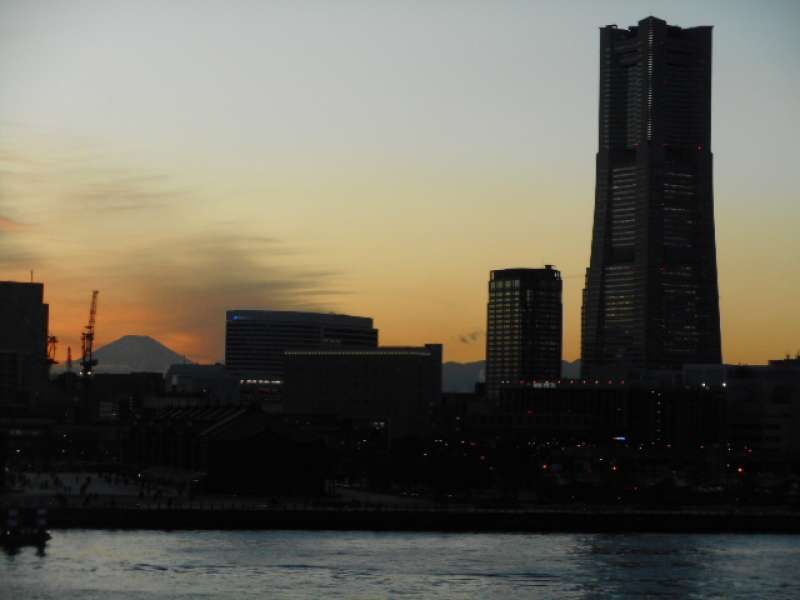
[
  {"left": 3, "top": 471, "right": 800, "bottom": 534},
  {"left": 39, "top": 504, "right": 800, "bottom": 534}
]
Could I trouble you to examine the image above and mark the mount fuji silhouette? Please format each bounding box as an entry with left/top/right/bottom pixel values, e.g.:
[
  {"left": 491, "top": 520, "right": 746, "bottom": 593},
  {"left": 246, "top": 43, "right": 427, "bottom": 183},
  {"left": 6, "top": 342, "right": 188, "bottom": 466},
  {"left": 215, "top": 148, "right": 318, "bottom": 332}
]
[{"left": 90, "top": 335, "right": 192, "bottom": 374}]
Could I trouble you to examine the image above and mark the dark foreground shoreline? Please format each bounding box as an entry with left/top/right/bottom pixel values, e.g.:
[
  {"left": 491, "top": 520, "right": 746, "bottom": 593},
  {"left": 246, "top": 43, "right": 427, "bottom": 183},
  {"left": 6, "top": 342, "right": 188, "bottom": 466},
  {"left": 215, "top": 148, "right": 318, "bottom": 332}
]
[{"left": 44, "top": 507, "right": 800, "bottom": 534}]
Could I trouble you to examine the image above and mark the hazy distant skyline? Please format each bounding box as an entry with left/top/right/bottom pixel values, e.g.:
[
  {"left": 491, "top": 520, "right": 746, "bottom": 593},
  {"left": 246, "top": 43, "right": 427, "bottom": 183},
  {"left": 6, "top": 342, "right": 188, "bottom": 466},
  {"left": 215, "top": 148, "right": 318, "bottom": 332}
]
[{"left": 1, "top": 0, "right": 798, "bottom": 364}]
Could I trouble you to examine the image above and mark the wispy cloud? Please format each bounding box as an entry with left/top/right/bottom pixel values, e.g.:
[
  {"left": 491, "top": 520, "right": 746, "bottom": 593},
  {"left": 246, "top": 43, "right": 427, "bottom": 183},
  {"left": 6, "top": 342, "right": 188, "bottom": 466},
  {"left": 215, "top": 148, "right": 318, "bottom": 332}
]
[
  {"left": 63, "top": 171, "right": 187, "bottom": 213},
  {"left": 0, "top": 233, "right": 38, "bottom": 269},
  {"left": 0, "top": 212, "right": 36, "bottom": 271},
  {"left": 94, "top": 231, "right": 343, "bottom": 361},
  {"left": 0, "top": 146, "right": 187, "bottom": 218},
  {"left": 0, "top": 134, "right": 344, "bottom": 362}
]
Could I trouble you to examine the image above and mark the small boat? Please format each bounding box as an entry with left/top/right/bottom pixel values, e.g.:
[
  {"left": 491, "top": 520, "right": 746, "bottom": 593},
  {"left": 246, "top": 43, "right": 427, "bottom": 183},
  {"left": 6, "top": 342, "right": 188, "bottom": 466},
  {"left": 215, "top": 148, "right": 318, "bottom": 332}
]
[{"left": 1, "top": 507, "right": 51, "bottom": 548}]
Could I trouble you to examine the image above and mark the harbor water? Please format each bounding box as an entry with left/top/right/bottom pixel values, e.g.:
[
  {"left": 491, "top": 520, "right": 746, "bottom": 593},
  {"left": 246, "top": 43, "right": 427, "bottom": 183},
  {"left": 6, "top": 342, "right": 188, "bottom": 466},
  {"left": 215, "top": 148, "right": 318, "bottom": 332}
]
[{"left": 3, "top": 530, "right": 800, "bottom": 598}]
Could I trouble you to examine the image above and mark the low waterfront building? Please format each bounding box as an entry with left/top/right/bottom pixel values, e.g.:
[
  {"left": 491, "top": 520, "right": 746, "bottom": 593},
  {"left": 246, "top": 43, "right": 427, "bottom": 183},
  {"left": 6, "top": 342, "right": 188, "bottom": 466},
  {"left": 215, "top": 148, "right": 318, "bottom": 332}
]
[
  {"left": 442, "top": 379, "right": 727, "bottom": 452},
  {"left": 165, "top": 363, "right": 240, "bottom": 405},
  {"left": 126, "top": 405, "right": 335, "bottom": 496},
  {"left": 282, "top": 344, "right": 443, "bottom": 440},
  {"left": 719, "top": 362, "right": 800, "bottom": 458}
]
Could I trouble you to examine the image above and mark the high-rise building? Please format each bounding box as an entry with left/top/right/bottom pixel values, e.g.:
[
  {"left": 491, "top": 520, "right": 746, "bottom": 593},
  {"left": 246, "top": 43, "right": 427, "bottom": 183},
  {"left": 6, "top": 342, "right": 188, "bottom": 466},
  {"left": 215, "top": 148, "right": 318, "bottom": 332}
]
[
  {"left": 485, "top": 267, "right": 562, "bottom": 397},
  {"left": 581, "top": 17, "right": 722, "bottom": 377},
  {"left": 0, "top": 281, "right": 50, "bottom": 409},
  {"left": 225, "top": 310, "right": 378, "bottom": 382}
]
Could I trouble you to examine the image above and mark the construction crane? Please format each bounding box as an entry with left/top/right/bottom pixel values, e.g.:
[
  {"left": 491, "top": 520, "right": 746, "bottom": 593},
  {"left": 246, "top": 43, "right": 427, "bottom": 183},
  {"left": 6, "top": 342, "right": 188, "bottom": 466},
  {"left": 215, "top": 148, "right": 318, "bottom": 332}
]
[
  {"left": 47, "top": 335, "right": 59, "bottom": 365},
  {"left": 80, "top": 290, "right": 99, "bottom": 377}
]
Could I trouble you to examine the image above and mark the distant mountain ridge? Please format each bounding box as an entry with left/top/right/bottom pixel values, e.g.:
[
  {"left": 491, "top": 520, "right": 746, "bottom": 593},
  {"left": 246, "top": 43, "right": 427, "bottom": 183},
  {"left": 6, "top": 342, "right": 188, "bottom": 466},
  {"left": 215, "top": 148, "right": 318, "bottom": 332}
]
[
  {"left": 91, "top": 335, "right": 192, "bottom": 374},
  {"left": 442, "top": 360, "right": 581, "bottom": 393},
  {"left": 442, "top": 361, "right": 485, "bottom": 393}
]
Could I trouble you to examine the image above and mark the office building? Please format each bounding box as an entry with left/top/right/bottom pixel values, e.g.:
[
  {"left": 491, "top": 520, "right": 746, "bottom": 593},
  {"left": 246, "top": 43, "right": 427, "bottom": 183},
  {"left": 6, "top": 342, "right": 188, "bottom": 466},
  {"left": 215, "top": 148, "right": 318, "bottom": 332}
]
[
  {"left": 0, "top": 281, "right": 50, "bottom": 409},
  {"left": 485, "top": 267, "right": 562, "bottom": 398},
  {"left": 581, "top": 17, "right": 722, "bottom": 377},
  {"left": 225, "top": 310, "right": 378, "bottom": 382},
  {"left": 282, "top": 344, "right": 442, "bottom": 440}
]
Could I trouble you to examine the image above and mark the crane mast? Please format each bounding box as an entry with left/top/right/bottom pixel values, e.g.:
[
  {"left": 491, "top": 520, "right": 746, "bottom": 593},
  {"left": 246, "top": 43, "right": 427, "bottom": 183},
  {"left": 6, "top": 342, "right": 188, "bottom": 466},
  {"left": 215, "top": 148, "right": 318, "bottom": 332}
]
[
  {"left": 80, "top": 290, "right": 99, "bottom": 377},
  {"left": 47, "top": 335, "right": 58, "bottom": 365}
]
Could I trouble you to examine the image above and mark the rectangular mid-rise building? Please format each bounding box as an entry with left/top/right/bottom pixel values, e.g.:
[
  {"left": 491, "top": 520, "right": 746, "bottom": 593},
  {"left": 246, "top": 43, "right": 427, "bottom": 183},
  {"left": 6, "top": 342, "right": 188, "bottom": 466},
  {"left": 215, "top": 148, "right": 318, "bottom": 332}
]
[{"left": 225, "top": 310, "right": 378, "bottom": 382}]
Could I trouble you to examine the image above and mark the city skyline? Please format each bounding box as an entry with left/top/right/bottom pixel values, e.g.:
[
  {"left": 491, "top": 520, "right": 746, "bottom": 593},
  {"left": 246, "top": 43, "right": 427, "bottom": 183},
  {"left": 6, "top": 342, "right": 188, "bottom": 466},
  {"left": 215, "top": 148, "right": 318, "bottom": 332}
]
[{"left": 1, "top": 1, "right": 798, "bottom": 365}]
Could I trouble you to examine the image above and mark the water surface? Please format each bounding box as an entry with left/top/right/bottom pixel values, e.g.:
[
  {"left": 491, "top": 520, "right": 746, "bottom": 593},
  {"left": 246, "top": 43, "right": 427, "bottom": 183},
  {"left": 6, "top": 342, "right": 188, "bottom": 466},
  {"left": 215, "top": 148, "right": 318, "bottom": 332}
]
[{"left": 2, "top": 530, "right": 799, "bottom": 599}]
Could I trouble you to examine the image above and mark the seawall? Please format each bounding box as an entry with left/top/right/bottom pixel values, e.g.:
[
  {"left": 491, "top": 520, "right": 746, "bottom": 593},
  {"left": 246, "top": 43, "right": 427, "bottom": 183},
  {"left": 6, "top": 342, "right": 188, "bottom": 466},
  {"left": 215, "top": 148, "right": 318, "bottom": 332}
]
[{"left": 46, "top": 507, "right": 800, "bottom": 534}]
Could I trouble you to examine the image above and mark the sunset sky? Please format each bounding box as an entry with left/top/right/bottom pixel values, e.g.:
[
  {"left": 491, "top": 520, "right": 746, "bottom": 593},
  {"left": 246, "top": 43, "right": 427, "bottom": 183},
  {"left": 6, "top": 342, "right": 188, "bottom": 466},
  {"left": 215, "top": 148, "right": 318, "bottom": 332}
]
[{"left": 1, "top": 0, "right": 798, "bottom": 365}]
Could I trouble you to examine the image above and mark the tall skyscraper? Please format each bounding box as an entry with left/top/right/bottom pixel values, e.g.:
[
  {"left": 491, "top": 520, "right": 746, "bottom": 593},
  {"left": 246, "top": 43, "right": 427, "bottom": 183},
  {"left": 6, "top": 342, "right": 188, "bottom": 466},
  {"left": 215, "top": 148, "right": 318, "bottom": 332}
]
[
  {"left": 225, "top": 310, "right": 378, "bottom": 382},
  {"left": 486, "top": 266, "right": 562, "bottom": 397},
  {"left": 581, "top": 17, "right": 722, "bottom": 377}
]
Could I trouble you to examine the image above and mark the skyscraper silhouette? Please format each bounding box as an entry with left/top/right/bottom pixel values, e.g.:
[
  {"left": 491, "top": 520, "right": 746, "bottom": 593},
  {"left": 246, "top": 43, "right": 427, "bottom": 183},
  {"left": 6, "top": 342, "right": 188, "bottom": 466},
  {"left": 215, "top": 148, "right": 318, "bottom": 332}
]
[
  {"left": 581, "top": 17, "right": 722, "bottom": 377},
  {"left": 0, "top": 281, "right": 49, "bottom": 409}
]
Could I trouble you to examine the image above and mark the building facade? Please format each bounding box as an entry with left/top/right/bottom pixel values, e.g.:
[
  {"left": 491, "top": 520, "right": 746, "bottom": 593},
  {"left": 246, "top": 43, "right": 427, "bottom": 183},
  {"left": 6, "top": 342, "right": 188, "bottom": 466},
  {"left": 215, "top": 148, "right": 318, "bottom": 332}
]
[
  {"left": 164, "top": 363, "right": 241, "bottom": 405},
  {"left": 581, "top": 17, "right": 722, "bottom": 377},
  {"left": 224, "top": 310, "right": 378, "bottom": 382},
  {"left": 0, "top": 281, "right": 50, "bottom": 410},
  {"left": 485, "top": 267, "right": 563, "bottom": 398},
  {"left": 282, "top": 345, "right": 442, "bottom": 440}
]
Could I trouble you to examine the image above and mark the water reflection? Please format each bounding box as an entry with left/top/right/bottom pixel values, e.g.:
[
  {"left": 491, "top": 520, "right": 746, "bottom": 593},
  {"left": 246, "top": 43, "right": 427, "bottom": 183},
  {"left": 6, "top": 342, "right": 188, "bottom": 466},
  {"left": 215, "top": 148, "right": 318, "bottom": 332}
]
[
  {"left": 575, "top": 534, "right": 712, "bottom": 598},
  {"left": 1, "top": 541, "right": 48, "bottom": 558}
]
